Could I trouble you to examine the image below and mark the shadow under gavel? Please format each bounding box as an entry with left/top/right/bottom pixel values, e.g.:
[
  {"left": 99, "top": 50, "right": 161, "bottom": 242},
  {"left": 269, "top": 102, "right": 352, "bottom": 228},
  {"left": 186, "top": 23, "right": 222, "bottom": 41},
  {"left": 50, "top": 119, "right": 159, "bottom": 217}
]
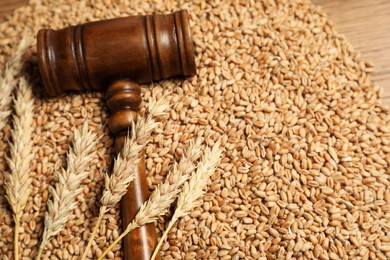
[{"left": 37, "top": 10, "right": 196, "bottom": 260}]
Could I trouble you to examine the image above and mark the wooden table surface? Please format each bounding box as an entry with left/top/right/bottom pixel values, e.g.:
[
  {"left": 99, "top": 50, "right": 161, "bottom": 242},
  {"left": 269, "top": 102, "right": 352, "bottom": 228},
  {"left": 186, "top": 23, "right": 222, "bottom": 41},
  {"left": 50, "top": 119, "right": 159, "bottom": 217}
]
[
  {"left": 313, "top": 0, "right": 390, "bottom": 107},
  {"left": 0, "top": 0, "right": 26, "bottom": 17},
  {"left": 1, "top": 0, "right": 389, "bottom": 107}
]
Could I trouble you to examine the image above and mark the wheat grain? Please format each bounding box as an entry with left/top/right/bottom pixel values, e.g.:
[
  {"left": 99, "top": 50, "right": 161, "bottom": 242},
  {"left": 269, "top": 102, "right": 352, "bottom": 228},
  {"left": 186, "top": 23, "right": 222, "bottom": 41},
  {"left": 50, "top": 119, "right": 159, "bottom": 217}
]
[
  {"left": 3, "top": 76, "right": 34, "bottom": 260},
  {"left": 35, "top": 122, "right": 98, "bottom": 260},
  {"left": 1, "top": 1, "right": 390, "bottom": 259},
  {"left": 81, "top": 97, "right": 169, "bottom": 259},
  {"left": 97, "top": 139, "right": 206, "bottom": 260},
  {"left": 150, "top": 141, "right": 222, "bottom": 260},
  {"left": 0, "top": 35, "right": 32, "bottom": 132}
]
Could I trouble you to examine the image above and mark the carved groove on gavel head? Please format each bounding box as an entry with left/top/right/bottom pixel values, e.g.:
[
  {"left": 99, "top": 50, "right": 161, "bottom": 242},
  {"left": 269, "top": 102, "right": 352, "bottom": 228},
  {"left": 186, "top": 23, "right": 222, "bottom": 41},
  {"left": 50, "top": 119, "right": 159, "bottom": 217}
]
[{"left": 36, "top": 9, "right": 196, "bottom": 260}]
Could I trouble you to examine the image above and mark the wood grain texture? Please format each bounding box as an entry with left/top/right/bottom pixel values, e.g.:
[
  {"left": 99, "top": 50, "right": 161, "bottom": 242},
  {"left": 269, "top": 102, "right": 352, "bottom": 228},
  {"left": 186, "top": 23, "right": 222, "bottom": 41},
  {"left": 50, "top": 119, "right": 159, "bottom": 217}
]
[
  {"left": 0, "top": 0, "right": 26, "bottom": 17},
  {"left": 313, "top": 0, "right": 390, "bottom": 107}
]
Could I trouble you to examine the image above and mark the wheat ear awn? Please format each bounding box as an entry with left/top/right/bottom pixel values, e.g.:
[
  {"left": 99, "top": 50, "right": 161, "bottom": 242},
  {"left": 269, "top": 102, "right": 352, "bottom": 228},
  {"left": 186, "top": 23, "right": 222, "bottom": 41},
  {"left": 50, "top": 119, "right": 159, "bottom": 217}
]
[
  {"left": 81, "top": 96, "right": 169, "bottom": 260},
  {"left": 98, "top": 139, "right": 211, "bottom": 260},
  {"left": 150, "top": 141, "right": 222, "bottom": 260},
  {"left": 3, "top": 76, "right": 34, "bottom": 260},
  {"left": 0, "top": 35, "right": 32, "bottom": 132},
  {"left": 35, "top": 122, "right": 98, "bottom": 260}
]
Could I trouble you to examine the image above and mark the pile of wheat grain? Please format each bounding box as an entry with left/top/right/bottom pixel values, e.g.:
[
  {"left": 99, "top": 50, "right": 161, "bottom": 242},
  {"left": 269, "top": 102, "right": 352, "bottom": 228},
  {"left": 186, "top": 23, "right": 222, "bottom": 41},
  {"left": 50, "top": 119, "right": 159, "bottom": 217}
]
[{"left": 0, "top": 0, "right": 389, "bottom": 259}]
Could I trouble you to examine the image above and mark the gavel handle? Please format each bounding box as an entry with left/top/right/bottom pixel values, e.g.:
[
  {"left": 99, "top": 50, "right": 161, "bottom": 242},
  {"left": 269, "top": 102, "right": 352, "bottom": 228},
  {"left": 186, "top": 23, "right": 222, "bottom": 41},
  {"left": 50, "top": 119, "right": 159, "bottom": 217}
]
[
  {"left": 107, "top": 80, "right": 159, "bottom": 260},
  {"left": 115, "top": 140, "right": 158, "bottom": 260}
]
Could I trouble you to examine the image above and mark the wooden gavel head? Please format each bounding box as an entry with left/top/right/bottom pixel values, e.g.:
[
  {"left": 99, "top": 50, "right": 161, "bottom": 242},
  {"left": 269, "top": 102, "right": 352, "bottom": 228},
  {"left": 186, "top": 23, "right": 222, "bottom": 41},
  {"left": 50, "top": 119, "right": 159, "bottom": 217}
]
[
  {"left": 37, "top": 9, "right": 196, "bottom": 96},
  {"left": 36, "top": 10, "right": 196, "bottom": 260}
]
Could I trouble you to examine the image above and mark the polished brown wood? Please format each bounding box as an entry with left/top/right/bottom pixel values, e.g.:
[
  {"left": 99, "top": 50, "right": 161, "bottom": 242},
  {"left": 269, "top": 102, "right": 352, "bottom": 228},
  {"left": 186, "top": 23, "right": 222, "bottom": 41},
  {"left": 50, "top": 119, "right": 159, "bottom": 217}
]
[
  {"left": 36, "top": 10, "right": 196, "bottom": 260},
  {"left": 37, "top": 10, "right": 196, "bottom": 96}
]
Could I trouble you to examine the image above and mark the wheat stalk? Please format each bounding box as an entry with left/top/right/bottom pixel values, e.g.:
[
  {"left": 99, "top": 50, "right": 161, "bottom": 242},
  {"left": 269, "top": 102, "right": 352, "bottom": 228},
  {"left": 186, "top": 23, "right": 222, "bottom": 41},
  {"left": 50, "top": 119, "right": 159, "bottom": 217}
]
[
  {"left": 150, "top": 141, "right": 222, "bottom": 260},
  {"left": 0, "top": 35, "right": 33, "bottom": 132},
  {"left": 81, "top": 97, "right": 169, "bottom": 260},
  {"left": 98, "top": 139, "right": 214, "bottom": 260},
  {"left": 3, "top": 76, "right": 34, "bottom": 260},
  {"left": 35, "top": 122, "right": 98, "bottom": 260}
]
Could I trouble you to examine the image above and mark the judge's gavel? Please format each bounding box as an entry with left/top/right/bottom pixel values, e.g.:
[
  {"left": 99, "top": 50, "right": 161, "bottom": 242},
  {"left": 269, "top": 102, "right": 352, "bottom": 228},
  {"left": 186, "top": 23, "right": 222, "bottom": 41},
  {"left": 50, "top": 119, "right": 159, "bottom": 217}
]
[{"left": 37, "top": 10, "right": 196, "bottom": 260}]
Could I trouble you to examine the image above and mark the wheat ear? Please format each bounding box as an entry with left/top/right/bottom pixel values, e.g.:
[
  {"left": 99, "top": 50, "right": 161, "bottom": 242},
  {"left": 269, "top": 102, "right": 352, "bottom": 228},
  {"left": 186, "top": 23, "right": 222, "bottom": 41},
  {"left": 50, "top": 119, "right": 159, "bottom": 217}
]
[
  {"left": 150, "top": 141, "right": 222, "bottom": 260},
  {"left": 35, "top": 122, "right": 98, "bottom": 260},
  {"left": 98, "top": 139, "right": 204, "bottom": 260},
  {"left": 100, "top": 96, "right": 169, "bottom": 209},
  {"left": 3, "top": 77, "right": 34, "bottom": 260},
  {"left": 0, "top": 35, "right": 33, "bottom": 132},
  {"left": 81, "top": 96, "right": 169, "bottom": 260}
]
